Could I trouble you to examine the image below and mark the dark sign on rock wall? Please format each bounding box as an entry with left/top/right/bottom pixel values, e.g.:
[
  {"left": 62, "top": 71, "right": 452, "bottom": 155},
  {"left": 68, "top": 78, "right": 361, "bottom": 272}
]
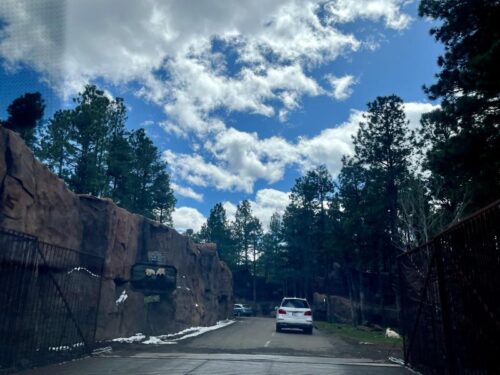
[{"left": 130, "top": 263, "right": 177, "bottom": 295}]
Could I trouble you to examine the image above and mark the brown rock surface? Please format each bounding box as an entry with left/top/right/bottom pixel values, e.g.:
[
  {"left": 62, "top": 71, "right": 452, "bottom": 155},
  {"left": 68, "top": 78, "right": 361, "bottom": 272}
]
[{"left": 0, "top": 127, "right": 232, "bottom": 341}]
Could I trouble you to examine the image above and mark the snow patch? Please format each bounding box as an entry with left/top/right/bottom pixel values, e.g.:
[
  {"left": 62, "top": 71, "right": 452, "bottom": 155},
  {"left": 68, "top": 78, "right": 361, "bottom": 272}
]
[
  {"left": 111, "top": 333, "right": 146, "bottom": 343},
  {"left": 109, "top": 320, "right": 235, "bottom": 345},
  {"left": 116, "top": 290, "right": 128, "bottom": 305},
  {"left": 67, "top": 267, "right": 100, "bottom": 278},
  {"left": 48, "top": 342, "right": 84, "bottom": 352},
  {"left": 142, "top": 337, "right": 177, "bottom": 345}
]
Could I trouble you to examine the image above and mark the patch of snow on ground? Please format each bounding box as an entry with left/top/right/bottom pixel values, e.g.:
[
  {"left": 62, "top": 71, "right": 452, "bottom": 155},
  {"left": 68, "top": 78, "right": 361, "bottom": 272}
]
[
  {"left": 110, "top": 320, "right": 235, "bottom": 346},
  {"left": 142, "top": 337, "right": 177, "bottom": 345},
  {"left": 167, "top": 320, "right": 235, "bottom": 342},
  {"left": 48, "top": 342, "right": 84, "bottom": 352},
  {"left": 67, "top": 267, "right": 100, "bottom": 278},
  {"left": 111, "top": 333, "right": 146, "bottom": 343},
  {"left": 116, "top": 290, "right": 128, "bottom": 305}
]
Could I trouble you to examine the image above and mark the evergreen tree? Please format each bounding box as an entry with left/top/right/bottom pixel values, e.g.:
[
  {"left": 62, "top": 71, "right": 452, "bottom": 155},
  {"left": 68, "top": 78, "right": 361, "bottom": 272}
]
[
  {"left": 152, "top": 168, "right": 176, "bottom": 226},
  {"left": 70, "top": 85, "right": 127, "bottom": 196},
  {"left": 353, "top": 95, "right": 413, "bottom": 262},
  {"left": 128, "top": 128, "right": 161, "bottom": 217},
  {"left": 106, "top": 130, "right": 134, "bottom": 205},
  {"left": 419, "top": 0, "right": 500, "bottom": 214},
  {"left": 331, "top": 95, "right": 413, "bottom": 323},
  {"left": 38, "top": 109, "right": 75, "bottom": 179},
  {"left": 233, "top": 200, "right": 261, "bottom": 270},
  {"left": 199, "top": 203, "right": 235, "bottom": 267},
  {"left": 1, "top": 92, "right": 45, "bottom": 148},
  {"left": 260, "top": 212, "right": 284, "bottom": 283},
  {"left": 282, "top": 165, "right": 334, "bottom": 298}
]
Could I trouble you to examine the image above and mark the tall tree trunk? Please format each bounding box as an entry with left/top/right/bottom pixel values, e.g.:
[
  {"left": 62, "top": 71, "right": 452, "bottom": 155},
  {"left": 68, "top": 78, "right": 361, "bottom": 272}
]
[
  {"left": 252, "top": 244, "right": 257, "bottom": 306},
  {"left": 347, "top": 267, "right": 356, "bottom": 326},
  {"left": 358, "top": 270, "right": 365, "bottom": 325}
]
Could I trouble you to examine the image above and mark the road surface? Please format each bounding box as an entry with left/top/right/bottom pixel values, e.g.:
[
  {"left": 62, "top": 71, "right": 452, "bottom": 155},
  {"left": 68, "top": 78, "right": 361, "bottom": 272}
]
[{"left": 21, "top": 317, "right": 411, "bottom": 374}]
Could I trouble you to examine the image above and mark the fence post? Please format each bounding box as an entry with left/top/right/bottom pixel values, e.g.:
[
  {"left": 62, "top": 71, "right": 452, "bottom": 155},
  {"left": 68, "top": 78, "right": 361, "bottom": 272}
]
[{"left": 434, "top": 243, "right": 456, "bottom": 374}]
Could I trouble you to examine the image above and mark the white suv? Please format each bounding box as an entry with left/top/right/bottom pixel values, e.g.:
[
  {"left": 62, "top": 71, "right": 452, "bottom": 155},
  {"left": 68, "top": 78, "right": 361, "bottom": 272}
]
[{"left": 275, "top": 297, "right": 313, "bottom": 334}]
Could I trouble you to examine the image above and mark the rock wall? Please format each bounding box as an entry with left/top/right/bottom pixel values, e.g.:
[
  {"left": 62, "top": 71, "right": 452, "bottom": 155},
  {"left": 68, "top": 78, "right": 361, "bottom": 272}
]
[{"left": 0, "top": 127, "right": 232, "bottom": 340}]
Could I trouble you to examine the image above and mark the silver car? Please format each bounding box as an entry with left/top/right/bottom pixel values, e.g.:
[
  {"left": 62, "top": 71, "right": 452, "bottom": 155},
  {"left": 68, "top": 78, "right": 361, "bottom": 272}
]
[{"left": 275, "top": 297, "right": 313, "bottom": 334}]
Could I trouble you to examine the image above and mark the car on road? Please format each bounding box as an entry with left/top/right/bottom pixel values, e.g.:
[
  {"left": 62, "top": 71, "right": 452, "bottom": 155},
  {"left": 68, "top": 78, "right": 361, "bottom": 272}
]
[
  {"left": 233, "top": 303, "right": 254, "bottom": 317},
  {"left": 275, "top": 297, "right": 313, "bottom": 334}
]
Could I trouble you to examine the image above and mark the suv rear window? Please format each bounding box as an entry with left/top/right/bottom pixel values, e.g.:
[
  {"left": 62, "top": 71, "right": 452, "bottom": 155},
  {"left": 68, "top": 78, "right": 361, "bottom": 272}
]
[{"left": 281, "top": 299, "right": 309, "bottom": 308}]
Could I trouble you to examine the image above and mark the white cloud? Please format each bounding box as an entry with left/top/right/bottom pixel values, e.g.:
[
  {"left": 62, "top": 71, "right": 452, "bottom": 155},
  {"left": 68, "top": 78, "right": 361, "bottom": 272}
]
[
  {"left": 1, "top": 0, "right": 420, "bottom": 195},
  {"left": 141, "top": 120, "right": 155, "bottom": 127},
  {"left": 297, "top": 110, "right": 362, "bottom": 173},
  {"left": 222, "top": 201, "right": 238, "bottom": 223},
  {"left": 172, "top": 206, "right": 206, "bottom": 232},
  {"left": 171, "top": 183, "right": 204, "bottom": 202},
  {"left": 222, "top": 189, "right": 290, "bottom": 230},
  {"left": 164, "top": 102, "right": 435, "bottom": 193},
  {"left": 325, "top": 0, "right": 412, "bottom": 30},
  {"left": 403, "top": 102, "right": 439, "bottom": 130},
  {"left": 251, "top": 189, "right": 290, "bottom": 229},
  {"left": 1, "top": 0, "right": 412, "bottom": 122},
  {"left": 326, "top": 74, "right": 358, "bottom": 100}
]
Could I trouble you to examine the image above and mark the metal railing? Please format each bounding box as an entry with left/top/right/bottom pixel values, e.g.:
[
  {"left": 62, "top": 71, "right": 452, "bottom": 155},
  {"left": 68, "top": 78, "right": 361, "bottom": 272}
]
[
  {"left": 0, "top": 228, "right": 104, "bottom": 373},
  {"left": 398, "top": 200, "right": 500, "bottom": 374}
]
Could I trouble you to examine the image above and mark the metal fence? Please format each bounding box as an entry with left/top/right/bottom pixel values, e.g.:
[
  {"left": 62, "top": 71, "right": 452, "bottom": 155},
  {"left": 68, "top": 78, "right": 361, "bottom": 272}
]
[
  {"left": 0, "top": 228, "right": 104, "bottom": 373},
  {"left": 398, "top": 200, "right": 500, "bottom": 374}
]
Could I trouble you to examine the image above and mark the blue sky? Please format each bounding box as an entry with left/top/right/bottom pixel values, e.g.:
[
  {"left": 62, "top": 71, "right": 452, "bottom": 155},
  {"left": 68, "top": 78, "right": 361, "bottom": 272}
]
[{"left": 0, "top": 0, "right": 442, "bottom": 231}]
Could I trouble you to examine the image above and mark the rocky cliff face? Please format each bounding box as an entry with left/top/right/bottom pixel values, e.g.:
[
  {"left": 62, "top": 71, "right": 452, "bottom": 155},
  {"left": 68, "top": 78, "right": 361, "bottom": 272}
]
[{"left": 0, "top": 127, "right": 232, "bottom": 340}]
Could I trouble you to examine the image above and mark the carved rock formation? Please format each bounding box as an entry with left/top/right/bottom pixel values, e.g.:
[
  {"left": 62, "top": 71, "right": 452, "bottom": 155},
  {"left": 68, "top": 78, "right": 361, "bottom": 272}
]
[{"left": 0, "top": 127, "right": 232, "bottom": 340}]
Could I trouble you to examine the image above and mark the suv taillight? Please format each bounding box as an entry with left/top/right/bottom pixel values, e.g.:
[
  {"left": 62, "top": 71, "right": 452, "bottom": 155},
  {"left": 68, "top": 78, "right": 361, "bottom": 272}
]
[
  {"left": 278, "top": 309, "right": 287, "bottom": 315},
  {"left": 304, "top": 310, "right": 312, "bottom": 316}
]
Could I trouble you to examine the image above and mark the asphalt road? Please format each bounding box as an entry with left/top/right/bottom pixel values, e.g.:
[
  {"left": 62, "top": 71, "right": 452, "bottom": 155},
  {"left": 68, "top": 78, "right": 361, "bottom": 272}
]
[
  {"left": 20, "top": 317, "right": 411, "bottom": 374},
  {"left": 178, "top": 317, "right": 354, "bottom": 356}
]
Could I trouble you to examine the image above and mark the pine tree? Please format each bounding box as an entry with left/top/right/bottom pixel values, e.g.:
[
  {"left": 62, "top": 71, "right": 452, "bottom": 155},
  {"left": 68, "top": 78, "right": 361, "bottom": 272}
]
[
  {"left": 199, "top": 203, "right": 235, "bottom": 266},
  {"left": 152, "top": 168, "right": 176, "bottom": 226},
  {"left": 1, "top": 92, "right": 45, "bottom": 148},
  {"left": 38, "top": 109, "right": 75, "bottom": 179},
  {"left": 419, "top": 0, "right": 500, "bottom": 214},
  {"left": 70, "top": 85, "right": 127, "bottom": 196},
  {"left": 282, "top": 165, "right": 334, "bottom": 298}
]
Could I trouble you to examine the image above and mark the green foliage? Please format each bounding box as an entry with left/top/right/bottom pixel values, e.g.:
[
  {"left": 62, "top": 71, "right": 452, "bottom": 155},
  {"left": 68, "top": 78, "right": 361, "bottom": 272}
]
[
  {"left": 38, "top": 110, "right": 75, "bottom": 179},
  {"left": 350, "top": 95, "right": 413, "bottom": 264},
  {"left": 69, "top": 85, "right": 125, "bottom": 196},
  {"left": 232, "top": 200, "right": 262, "bottom": 269},
  {"left": 260, "top": 212, "right": 285, "bottom": 283},
  {"left": 199, "top": 203, "right": 236, "bottom": 267},
  {"left": 419, "top": 0, "right": 500, "bottom": 214},
  {"left": 315, "top": 322, "right": 402, "bottom": 345},
  {"left": 34, "top": 85, "right": 176, "bottom": 223},
  {"left": 282, "top": 165, "right": 335, "bottom": 297},
  {"left": 1, "top": 92, "right": 45, "bottom": 148}
]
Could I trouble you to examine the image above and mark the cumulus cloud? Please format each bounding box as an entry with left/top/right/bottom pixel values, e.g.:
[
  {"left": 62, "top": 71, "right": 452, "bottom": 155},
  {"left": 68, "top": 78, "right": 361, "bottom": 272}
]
[
  {"left": 1, "top": 0, "right": 420, "bottom": 195},
  {"left": 172, "top": 206, "right": 206, "bottom": 232},
  {"left": 1, "top": 0, "right": 411, "bottom": 120},
  {"left": 164, "top": 102, "right": 435, "bottom": 192},
  {"left": 325, "top": 0, "right": 412, "bottom": 30},
  {"left": 326, "top": 74, "right": 358, "bottom": 100},
  {"left": 403, "top": 102, "right": 439, "bottom": 130},
  {"left": 222, "top": 189, "right": 290, "bottom": 230},
  {"left": 251, "top": 189, "right": 290, "bottom": 229},
  {"left": 171, "top": 183, "right": 204, "bottom": 202}
]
